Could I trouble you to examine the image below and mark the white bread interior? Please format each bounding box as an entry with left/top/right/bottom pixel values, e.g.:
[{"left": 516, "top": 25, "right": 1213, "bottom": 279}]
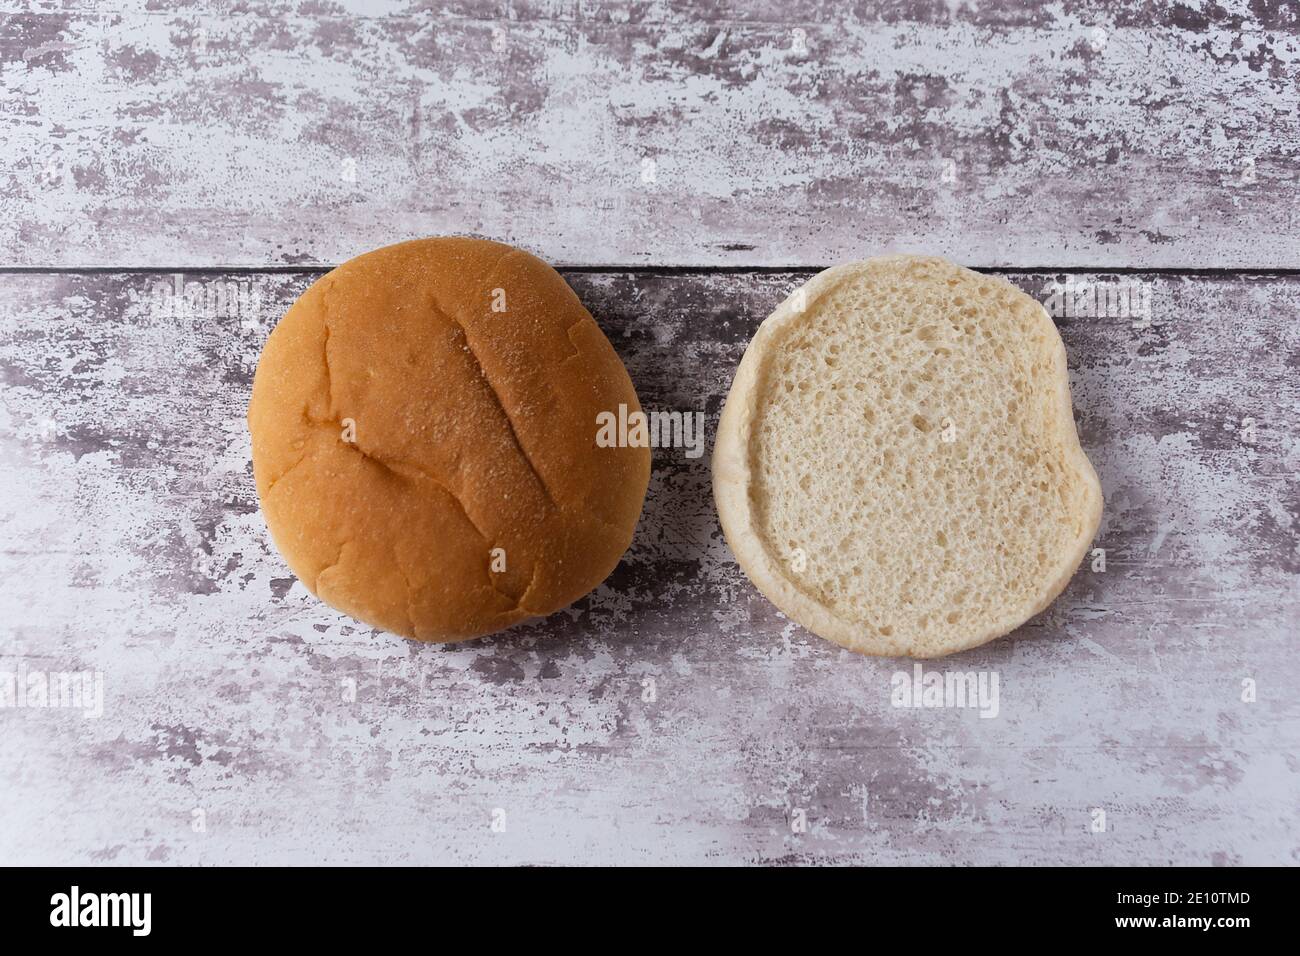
[{"left": 713, "top": 255, "right": 1103, "bottom": 658}]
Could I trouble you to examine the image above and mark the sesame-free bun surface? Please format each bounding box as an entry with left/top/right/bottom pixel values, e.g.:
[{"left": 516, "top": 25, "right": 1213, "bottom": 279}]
[
  {"left": 713, "top": 255, "right": 1102, "bottom": 658},
  {"left": 249, "top": 238, "right": 649, "bottom": 641}
]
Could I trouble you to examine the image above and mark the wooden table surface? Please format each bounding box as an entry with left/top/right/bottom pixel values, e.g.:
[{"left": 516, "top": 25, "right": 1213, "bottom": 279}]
[{"left": 1, "top": 2, "right": 1296, "bottom": 865}]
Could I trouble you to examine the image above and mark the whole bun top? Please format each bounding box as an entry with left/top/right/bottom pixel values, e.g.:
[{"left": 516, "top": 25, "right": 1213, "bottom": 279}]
[{"left": 248, "top": 237, "right": 650, "bottom": 641}]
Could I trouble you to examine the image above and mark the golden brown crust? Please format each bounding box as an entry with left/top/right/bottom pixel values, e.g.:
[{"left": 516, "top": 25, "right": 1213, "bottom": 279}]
[{"left": 248, "top": 238, "right": 650, "bottom": 641}]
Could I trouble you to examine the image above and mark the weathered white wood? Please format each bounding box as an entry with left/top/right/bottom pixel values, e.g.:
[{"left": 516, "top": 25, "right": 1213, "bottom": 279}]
[
  {"left": 0, "top": 269, "right": 1295, "bottom": 864},
  {"left": 1, "top": 3, "right": 1297, "bottom": 268}
]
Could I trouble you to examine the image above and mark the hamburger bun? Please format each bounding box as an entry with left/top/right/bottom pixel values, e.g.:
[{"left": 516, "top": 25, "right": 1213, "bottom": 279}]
[
  {"left": 713, "top": 255, "right": 1102, "bottom": 658},
  {"left": 248, "top": 238, "right": 650, "bottom": 642}
]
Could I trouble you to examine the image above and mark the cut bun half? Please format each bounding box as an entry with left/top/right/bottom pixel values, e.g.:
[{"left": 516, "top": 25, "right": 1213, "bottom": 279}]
[{"left": 713, "top": 255, "right": 1103, "bottom": 658}]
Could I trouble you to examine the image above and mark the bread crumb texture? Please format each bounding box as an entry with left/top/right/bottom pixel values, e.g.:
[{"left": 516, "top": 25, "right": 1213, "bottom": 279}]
[
  {"left": 248, "top": 238, "right": 649, "bottom": 641},
  {"left": 735, "top": 255, "right": 1101, "bottom": 657}
]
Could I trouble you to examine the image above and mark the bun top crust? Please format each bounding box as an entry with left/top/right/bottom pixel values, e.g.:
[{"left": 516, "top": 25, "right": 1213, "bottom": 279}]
[
  {"left": 713, "top": 255, "right": 1103, "bottom": 658},
  {"left": 248, "top": 238, "right": 650, "bottom": 641}
]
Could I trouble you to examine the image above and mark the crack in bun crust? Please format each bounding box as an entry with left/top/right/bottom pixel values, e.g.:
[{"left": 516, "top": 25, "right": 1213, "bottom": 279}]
[{"left": 248, "top": 238, "right": 650, "bottom": 641}]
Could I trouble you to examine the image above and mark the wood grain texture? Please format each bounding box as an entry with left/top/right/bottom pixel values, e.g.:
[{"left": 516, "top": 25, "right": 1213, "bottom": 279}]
[
  {"left": 1, "top": 1, "right": 1297, "bottom": 269},
  {"left": 1, "top": 268, "right": 1295, "bottom": 864}
]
